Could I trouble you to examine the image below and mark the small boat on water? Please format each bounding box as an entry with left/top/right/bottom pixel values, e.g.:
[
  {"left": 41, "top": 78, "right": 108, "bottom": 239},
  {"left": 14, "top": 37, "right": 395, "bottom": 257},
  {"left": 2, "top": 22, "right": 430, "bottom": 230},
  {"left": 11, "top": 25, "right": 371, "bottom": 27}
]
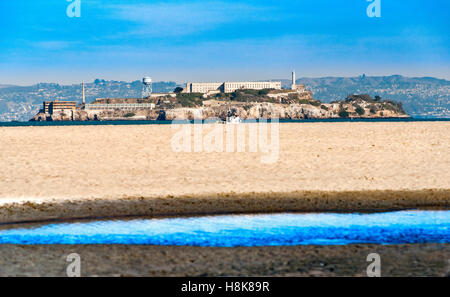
[{"left": 226, "top": 116, "right": 242, "bottom": 124}]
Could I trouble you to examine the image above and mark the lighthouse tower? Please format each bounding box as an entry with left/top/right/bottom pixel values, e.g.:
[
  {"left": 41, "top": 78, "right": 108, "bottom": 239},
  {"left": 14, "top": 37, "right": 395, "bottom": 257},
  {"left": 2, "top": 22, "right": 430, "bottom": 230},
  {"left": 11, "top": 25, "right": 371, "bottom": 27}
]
[
  {"left": 82, "top": 82, "right": 86, "bottom": 105},
  {"left": 291, "top": 71, "right": 297, "bottom": 90}
]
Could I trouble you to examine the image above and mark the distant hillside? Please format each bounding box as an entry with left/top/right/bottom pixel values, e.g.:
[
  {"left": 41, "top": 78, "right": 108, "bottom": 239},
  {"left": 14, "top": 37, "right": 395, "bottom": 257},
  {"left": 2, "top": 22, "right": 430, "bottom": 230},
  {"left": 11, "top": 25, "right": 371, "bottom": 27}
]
[
  {"left": 0, "top": 80, "right": 177, "bottom": 121},
  {"left": 280, "top": 75, "right": 449, "bottom": 118}
]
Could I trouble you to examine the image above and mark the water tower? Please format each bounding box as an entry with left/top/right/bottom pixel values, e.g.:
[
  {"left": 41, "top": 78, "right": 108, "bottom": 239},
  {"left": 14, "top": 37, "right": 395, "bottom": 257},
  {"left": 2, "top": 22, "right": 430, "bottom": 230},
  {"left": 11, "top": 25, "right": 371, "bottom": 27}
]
[{"left": 142, "top": 76, "right": 153, "bottom": 98}]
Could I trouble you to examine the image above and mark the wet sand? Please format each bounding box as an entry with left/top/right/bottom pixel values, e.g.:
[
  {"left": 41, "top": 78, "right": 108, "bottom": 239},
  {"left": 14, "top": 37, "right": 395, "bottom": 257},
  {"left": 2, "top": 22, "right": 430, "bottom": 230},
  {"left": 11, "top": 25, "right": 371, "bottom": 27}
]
[
  {"left": 0, "top": 122, "right": 449, "bottom": 222},
  {"left": 0, "top": 244, "right": 448, "bottom": 277}
]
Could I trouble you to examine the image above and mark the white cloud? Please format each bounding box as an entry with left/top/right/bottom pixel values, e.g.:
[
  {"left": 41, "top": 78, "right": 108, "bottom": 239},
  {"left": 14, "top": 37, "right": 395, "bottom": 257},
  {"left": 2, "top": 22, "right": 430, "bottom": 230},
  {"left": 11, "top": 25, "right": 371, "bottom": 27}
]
[
  {"left": 32, "top": 41, "right": 77, "bottom": 51},
  {"left": 107, "top": 1, "right": 279, "bottom": 37}
]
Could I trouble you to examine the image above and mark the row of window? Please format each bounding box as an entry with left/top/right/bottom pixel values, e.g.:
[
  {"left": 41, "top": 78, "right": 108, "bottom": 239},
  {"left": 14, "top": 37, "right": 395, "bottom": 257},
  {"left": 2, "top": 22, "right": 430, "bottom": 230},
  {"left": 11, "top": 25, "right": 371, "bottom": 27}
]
[{"left": 85, "top": 104, "right": 155, "bottom": 110}]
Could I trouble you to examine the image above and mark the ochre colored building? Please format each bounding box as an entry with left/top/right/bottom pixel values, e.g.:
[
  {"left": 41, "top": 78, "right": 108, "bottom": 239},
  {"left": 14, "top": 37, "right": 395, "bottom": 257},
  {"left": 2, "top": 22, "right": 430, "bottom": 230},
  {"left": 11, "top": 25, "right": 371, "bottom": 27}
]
[{"left": 43, "top": 100, "right": 77, "bottom": 114}]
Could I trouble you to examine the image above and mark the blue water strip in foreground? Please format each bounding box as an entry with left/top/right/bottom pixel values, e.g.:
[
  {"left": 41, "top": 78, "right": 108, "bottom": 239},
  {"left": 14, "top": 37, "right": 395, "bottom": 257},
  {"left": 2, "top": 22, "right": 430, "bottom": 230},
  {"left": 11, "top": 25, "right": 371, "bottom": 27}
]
[{"left": 0, "top": 211, "right": 448, "bottom": 246}]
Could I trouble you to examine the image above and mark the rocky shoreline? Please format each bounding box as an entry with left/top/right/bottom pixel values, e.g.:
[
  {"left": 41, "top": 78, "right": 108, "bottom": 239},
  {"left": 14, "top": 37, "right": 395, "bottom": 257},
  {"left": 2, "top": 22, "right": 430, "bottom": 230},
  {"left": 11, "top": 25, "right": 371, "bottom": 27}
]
[{"left": 30, "top": 94, "right": 409, "bottom": 122}]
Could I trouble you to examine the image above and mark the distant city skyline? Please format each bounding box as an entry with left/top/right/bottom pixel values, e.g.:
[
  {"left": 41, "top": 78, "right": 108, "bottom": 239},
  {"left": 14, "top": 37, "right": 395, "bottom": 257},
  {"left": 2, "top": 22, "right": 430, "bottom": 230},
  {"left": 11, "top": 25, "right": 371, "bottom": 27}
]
[{"left": 0, "top": 0, "right": 448, "bottom": 85}]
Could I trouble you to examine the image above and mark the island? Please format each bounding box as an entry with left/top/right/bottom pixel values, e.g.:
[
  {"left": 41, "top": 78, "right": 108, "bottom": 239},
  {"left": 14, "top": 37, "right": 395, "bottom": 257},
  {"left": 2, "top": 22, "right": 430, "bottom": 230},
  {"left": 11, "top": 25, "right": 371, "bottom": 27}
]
[{"left": 30, "top": 91, "right": 408, "bottom": 122}]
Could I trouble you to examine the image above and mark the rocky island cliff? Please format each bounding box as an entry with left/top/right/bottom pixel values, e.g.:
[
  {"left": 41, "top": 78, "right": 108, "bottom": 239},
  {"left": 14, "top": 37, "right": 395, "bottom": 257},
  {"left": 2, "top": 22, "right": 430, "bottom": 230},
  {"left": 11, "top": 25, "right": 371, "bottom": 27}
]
[{"left": 31, "top": 90, "right": 408, "bottom": 122}]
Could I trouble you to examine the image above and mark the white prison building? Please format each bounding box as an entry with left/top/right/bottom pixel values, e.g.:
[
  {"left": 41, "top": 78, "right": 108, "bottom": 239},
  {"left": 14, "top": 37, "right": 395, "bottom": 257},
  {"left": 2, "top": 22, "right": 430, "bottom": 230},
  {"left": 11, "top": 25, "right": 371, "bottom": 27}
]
[{"left": 184, "top": 81, "right": 282, "bottom": 94}]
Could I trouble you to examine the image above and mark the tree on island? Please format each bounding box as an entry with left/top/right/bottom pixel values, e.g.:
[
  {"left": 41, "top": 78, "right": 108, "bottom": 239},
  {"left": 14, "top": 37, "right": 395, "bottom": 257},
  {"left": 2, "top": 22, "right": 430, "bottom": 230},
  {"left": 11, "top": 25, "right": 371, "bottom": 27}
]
[
  {"left": 338, "top": 108, "right": 350, "bottom": 118},
  {"left": 355, "top": 106, "right": 365, "bottom": 115},
  {"left": 174, "top": 87, "right": 184, "bottom": 94}
]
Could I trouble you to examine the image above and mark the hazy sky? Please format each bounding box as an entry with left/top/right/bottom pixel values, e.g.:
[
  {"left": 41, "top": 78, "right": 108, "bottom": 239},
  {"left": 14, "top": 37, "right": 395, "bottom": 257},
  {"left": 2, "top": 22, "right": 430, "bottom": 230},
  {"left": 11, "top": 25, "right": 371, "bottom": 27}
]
[{"left": 0, "top": 0, "right": 448, "bottom": 85}]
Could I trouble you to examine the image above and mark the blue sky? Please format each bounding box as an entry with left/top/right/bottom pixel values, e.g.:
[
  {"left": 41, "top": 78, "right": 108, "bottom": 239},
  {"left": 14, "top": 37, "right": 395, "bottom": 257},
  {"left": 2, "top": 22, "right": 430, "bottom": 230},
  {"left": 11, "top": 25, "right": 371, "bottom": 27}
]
[{"left": 0, "top": 0, "right": 448, "bottom": 85}]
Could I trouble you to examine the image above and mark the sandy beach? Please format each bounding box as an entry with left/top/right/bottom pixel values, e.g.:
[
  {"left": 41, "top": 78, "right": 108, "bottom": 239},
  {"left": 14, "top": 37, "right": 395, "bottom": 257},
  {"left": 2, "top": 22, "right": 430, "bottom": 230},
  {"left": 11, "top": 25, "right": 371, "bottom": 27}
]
[
  {"left": 0, "top": 121, "right": 449, "bottom": 277},
  {"left": 0, "top": 122, "right": 449, "bottom": 222}
]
